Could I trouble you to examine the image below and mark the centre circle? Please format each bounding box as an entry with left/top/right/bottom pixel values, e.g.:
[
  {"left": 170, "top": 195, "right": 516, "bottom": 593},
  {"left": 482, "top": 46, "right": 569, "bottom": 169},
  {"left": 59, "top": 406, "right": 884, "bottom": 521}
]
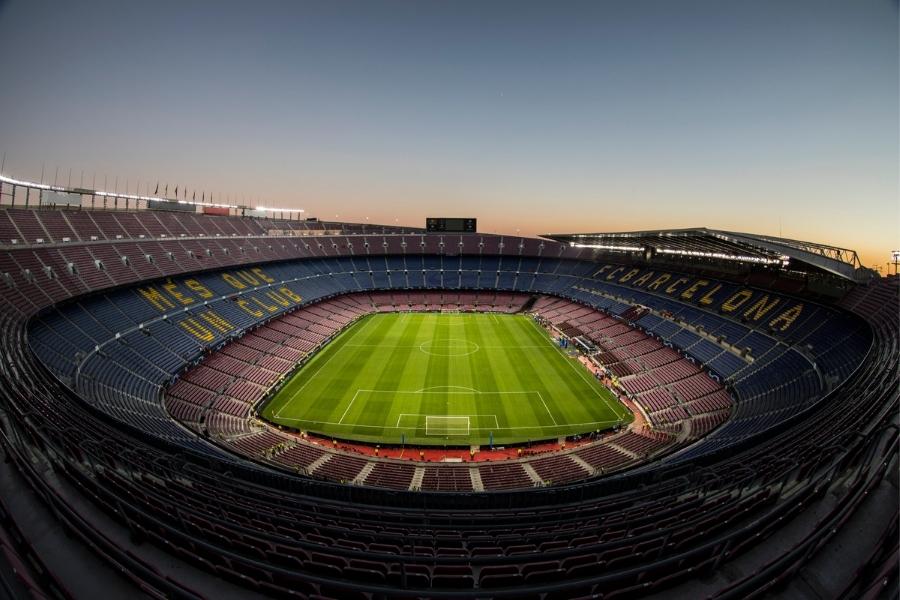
[{"left": 419, "top": 338, "right": 480, "bottom": 357}]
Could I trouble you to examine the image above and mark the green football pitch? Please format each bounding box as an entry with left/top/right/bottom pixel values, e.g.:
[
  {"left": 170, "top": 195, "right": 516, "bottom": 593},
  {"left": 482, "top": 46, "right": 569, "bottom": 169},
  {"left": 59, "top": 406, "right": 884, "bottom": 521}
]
[{"left": 260, "top": 312, "right": 631, "bottom": 446}]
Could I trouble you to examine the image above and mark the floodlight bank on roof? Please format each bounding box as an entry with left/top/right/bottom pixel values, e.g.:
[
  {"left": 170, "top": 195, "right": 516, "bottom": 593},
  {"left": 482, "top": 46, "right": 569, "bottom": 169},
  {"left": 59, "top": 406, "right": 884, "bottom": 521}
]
[
  {"left": 544, "top": 227, "right": 863, "bottom": 281},
  {"left": 0, "top": 173, "right": 302, "bottom": 213}
]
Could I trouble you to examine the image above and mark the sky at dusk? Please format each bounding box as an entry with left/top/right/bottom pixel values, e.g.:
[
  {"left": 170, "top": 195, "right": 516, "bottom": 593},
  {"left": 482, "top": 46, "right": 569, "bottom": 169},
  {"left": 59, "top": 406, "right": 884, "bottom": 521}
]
[{"left": 0, "top": 0, "right": 896, "bottom": 268}]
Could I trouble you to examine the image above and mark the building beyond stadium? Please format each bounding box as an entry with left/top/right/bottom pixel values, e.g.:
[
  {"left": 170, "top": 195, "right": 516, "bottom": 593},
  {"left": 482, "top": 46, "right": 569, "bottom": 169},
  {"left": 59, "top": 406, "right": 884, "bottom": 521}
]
[{"left": 0, "top": 174, "right": 896, "bottom": 599}]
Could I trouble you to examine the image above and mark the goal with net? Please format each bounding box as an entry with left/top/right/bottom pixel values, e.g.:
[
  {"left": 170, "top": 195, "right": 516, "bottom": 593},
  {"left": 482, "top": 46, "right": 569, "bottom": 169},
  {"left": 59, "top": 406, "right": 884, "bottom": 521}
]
[{"left": 425, "top": 415, "right": 470, "bottom": 436}]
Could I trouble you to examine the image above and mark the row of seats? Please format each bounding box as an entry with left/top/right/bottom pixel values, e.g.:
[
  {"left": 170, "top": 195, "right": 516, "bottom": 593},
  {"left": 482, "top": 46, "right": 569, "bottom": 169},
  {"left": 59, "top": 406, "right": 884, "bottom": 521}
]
[
  {"left": 163, "top": 291, "right": 653, "bottom": 491},
  {"left": 0, "top": 207, "right": 893, "bottom": 598},
  {"left": 0, "top": 206, "right": 407, "bottom": 246},
  {"left": 5, "top": 293, "right": 894, "bottom": 597},
  {"left": 531, "top": 296, "right": 732, "bottom": 435},
  {"left": 27, "top": 253, "right": 869, "bottom": 468}
]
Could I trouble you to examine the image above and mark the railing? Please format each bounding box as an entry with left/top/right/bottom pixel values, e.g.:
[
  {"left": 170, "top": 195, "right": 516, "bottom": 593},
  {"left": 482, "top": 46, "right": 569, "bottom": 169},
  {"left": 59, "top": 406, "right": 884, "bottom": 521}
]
[{"left": 0, "top": 172, "right": 306, "bottom": 220}]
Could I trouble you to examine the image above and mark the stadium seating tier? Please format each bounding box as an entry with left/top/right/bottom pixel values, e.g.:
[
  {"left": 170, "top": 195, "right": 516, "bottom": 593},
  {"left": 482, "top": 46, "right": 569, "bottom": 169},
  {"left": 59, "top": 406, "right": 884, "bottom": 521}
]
[{"left": 0, "top": 206, "right": 895, "bottom": 600}]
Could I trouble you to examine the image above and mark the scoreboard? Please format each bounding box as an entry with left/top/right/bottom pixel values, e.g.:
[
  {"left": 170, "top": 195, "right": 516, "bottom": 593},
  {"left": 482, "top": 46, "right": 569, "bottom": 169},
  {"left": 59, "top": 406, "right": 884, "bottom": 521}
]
[{"left": 426, "top": 217, "right": 477, "bottom": 233}]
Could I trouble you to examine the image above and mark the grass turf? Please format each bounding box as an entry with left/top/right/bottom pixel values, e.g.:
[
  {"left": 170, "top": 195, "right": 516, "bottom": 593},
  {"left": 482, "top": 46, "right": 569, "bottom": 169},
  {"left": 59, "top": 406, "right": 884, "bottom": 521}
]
[{"left": 260, "top": 312, "right": 631, "bottom": 446}]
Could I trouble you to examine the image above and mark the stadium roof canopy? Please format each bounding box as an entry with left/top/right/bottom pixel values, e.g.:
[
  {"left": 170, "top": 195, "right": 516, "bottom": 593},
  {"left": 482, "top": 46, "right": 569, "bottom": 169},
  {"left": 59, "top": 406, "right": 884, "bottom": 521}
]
[{"left": 542, "top": 228, "right": 865, "bottom": 282}]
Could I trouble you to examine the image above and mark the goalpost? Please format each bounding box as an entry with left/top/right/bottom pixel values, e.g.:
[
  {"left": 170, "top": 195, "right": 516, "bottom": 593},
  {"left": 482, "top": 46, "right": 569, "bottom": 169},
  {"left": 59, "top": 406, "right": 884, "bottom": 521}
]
[{"left": 425, "top": 415, "right": 470, "bottom": 436}]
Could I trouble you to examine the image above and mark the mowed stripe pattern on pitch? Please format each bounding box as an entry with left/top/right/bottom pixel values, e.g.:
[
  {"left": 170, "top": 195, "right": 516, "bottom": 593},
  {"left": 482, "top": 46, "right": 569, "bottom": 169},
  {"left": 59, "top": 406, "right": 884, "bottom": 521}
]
[{"left": 261, "top": 313, "right": 630, "bottom": 446}]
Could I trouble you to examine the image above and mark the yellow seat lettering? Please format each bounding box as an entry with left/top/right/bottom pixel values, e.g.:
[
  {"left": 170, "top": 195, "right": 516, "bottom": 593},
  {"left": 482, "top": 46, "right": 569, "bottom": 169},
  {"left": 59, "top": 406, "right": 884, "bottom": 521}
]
[
  {"left": 279, "top": 287, "right": 302, "bottom": 303},
  {"left": 138, "top": 286, "right": 175, "bottom": 311},
  {"left": 632, "top": 271, "right": 655, "bottom": 287},
  {"left": 618, "top": 268, "right": 641, "bottom": 284},
  {"left": 680, "top": 280, "right": 709, "bottom": 301},
  {"left": 770, "top": 304, "right": 804, "bottom": 331},
  {"left": 184, "top": 279, "right": 214, "bottom": 299},
  {"left": 743, "top": 295, "right": 781, "bottom": 321},
  {"left": 222, "top": 272, "right": 246, "bottom": 290},
  {"left": 236, "top": 298, "right": 264, "bottom": 317},
  {"left": 163, "top": 280, "right": 194, "bottom": 305},
  {"left": 605, "top": 267, "right": 625, "bottom": 281},
  {"left": 664, "top": 277, "right": 690, "bottom": 295},
  {"left": 698, "top": 284, "right": 723, "bottom": 305},
  {"left": 251, "top": 267, "right": 275, "bottom": 283},
  {"left": 180, "top": 318, "right": 213, "bottom": 342},
  {"left": 253, "top": 297, "right": 278, "bottom": 313},
  {"left": 266, "top": 290, "right": 291, "bottom": 307},
  {"left": 200, "top": 310, "right": 233, "bottom": 333},
  {"left": 647, "top": 274, "right": 671, "bottom": 291},
  {"left": 721, "top": 289, "right": 753, "bottom": 313}
]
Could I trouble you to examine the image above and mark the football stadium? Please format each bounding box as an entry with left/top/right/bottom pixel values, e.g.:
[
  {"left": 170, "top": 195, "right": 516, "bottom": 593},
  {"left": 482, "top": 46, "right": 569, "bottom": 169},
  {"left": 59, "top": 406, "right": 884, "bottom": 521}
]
[
  {"left": 0, "top": 175, "right": 896, "bottom": 599},
  {"left": 1, "top": 2, "right": 897, "bottom": 599}
]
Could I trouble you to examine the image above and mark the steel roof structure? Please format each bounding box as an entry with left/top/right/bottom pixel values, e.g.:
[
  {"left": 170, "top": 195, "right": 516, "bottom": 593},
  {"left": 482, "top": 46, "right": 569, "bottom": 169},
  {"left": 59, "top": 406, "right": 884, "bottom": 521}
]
[{"left": 543, "top": 227, "right": 864, "bottom": 282}]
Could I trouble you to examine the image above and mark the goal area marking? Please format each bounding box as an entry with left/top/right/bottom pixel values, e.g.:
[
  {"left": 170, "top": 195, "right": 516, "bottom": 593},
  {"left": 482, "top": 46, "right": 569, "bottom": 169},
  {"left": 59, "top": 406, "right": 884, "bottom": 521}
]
[
  {"left": 397, "top": 413, "right": 501, "bottom": 432},
  {"left": 425, "top": 415, "right": 470, "bottom": 436}
]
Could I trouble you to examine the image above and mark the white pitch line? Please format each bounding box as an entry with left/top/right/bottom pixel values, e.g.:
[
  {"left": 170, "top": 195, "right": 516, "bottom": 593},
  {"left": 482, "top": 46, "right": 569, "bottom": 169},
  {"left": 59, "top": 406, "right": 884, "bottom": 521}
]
[
  {"left": 530, "top": 319, "right": 627, "bottom": 421},
  {"left": 415, "top": 385, "right": 480, "bottom": 393},
  {"left": 275, "top": 315, "right": 376, "bottom": 418},
  {"left": 277, "top": 418, "right": 394, "bottom": 429},
  {"left": 399, "top": 414, "right": 500, "bottom": 430},
  {"left": 480, "top": 344, "right": 548, "bottom": 348},
  {"left": 535, "top": 390, "right": 558, "bottom": 426},
  {"left": 358, "top": 389, "right": 538, "bottom": 395},
  {"left": 338, "top": 389, "right": 361, "bottom": 424},
  {"left": 345, "top": 343, "right": 548, "bottom": 349},
  {"left": 397, "top": 412, "right": 500, "bottom": 419},
  {"left": 275, "top": 417, "right": 621, "bottom": 430}
]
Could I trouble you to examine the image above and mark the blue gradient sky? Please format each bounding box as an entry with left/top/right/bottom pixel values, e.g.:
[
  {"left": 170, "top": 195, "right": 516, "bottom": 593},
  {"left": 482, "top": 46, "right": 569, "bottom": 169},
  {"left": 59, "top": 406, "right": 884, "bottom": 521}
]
[{"left": 0, "top": 0, "right": 896, "bottom": 268}]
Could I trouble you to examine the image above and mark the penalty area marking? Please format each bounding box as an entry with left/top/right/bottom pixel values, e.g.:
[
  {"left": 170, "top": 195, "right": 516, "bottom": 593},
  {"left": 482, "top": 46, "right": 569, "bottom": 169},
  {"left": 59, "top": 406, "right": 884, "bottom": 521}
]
[
  {"left": 535, "top": 390, "right": 558, "bottom": 426},
  {"left": 274, "top": 314, "right": 377, "bottom": 419},
  {"left": 343, "top": 389, "right": 556, "bottom": 429},
  {"left": 340, "top": 388, "right": 524, "bottom": 425},
  {"left": 418, "top": 338, "right": 479, "bottom": 357},
  {"left": 337, "top": 389, "right": 363, "bottom": 424},
  {"left": 415, "top": 385, "right": 480, "bottom": 393}
]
